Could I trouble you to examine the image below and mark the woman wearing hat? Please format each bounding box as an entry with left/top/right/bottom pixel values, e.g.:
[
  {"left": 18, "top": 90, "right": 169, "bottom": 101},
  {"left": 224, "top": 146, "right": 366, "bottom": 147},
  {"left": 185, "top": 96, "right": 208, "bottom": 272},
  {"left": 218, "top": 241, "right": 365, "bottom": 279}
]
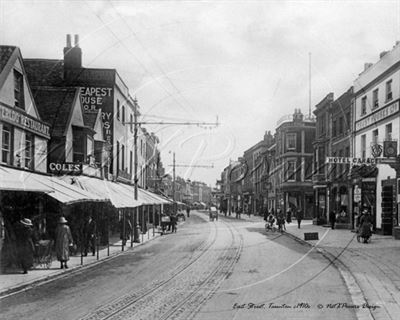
[
  {"left": 55, "top": 217, "right": 74, "bottom": 269},
  {"left": 14, "top": 218, "right": 35, "bottom": 274}
]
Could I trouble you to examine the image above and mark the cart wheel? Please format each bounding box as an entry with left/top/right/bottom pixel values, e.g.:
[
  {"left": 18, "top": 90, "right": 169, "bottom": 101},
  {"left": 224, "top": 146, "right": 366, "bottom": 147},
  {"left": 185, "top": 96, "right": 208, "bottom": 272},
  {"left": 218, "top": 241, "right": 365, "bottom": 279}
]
[{"left": 356, "top": 235, "right": 361, "bottom": 242}]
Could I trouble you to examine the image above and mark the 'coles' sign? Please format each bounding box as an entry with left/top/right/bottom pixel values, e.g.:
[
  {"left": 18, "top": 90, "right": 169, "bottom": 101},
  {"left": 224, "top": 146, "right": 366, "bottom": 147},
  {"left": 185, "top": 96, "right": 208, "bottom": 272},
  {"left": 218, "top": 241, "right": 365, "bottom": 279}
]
[{"left": 49, "top": 162, "right": 82, "bottom": 175}]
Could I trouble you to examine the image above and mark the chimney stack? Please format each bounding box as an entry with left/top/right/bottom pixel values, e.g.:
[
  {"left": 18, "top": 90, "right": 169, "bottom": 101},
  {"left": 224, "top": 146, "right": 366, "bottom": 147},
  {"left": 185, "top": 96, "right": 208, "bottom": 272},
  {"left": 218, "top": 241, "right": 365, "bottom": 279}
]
[
  {"left": 74, "top": 34, "right": 79, "bottom": 47},
  {"left": 66, "top": 34, "right": 72, "bottom": 48},
  {"left": 364, "top": 62, "right": 373, "bottom": 71},
  {"left": 379, "top": 51, "right": 388, "bottom": 59},
  {"left": 64, "top": 34, "right": 83, "bottom": 82}
]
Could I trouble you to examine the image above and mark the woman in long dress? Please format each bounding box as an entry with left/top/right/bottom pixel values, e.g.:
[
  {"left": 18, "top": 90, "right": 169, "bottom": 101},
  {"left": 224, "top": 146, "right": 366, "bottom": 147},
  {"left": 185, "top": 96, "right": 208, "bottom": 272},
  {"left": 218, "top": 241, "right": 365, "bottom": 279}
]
[{"left": 55, "top": 217, "right": 73, "bottom": 269}]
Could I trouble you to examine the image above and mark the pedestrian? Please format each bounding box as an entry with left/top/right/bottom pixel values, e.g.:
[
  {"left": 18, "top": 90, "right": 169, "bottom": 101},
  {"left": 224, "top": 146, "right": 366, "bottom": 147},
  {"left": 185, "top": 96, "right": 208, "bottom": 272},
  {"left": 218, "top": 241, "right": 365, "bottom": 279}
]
[
  {"left": 296, "top": 208, "right": 303, "bottom": 229},
  {"left": 277, "top": 209, "right": 286, "bottom": 232},
  {"left": 83, "top": 215, "right": 96, "bottom": 256},
  {"left": 14, "top": 218, "right": 36, "bottom": 274},
  {"left": 359, "top": 209, "right": 373, "bottom": 243},
  {"left": 171, "top": 214, "right": 177, "bottom": 233},
  {"left": 119, "top": 216, "right": 132, "bottom": 246},
  {"left": 186, "top": 206, "right": 190, "bottom": 218},
  {"left": 55, "top": 217, "right": 74, "bottom": 269},
  {"left": 329, "top": 210, "right": 336, "bottom": 230},
  {"left": 286, "top": 208, "right": 292, "bottom": 224}
]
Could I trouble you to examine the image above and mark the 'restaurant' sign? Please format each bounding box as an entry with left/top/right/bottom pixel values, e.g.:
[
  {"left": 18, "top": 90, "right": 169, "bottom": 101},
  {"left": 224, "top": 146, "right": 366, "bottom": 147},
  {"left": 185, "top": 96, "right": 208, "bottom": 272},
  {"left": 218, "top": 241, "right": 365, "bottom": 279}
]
[
  {"left": 0, "top": 103, "right": 50, "bottom": 138},
  {"left": 49, "top": 162, "right": 82, "bottom": 175}
]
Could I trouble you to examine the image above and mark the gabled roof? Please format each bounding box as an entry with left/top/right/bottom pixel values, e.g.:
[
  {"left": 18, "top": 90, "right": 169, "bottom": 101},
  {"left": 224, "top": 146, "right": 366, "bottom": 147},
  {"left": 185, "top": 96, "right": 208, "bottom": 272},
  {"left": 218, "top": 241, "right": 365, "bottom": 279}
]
[
  {"left": 24, "top": 59, "right": 64, "bottom": 87},
  {"left": 33, "top": 87, "right": 78, "bottom": 137},
  {"left": 83, "top": 112, "right": 99, "bottom": 129},
  {"left": 0, "top": 46, "right": 17, "bottom": 73}
]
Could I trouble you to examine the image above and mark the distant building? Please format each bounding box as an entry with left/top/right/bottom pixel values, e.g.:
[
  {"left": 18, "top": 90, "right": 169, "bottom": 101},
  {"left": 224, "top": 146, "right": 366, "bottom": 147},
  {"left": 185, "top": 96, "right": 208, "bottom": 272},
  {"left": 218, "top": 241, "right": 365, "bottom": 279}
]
[
  {"left": 274, "top": 109, "right": 315, "bottom": 217},
  {"left": 353, "top": 41, "right": 400, "bottom": 234}
]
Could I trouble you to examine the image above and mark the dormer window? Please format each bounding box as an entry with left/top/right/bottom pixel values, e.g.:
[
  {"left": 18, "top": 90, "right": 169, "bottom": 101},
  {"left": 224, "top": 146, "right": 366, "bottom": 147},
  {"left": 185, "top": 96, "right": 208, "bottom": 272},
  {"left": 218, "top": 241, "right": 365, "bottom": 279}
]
[{"left": 14, "top": 70, "right": 24, "bottom": 110}]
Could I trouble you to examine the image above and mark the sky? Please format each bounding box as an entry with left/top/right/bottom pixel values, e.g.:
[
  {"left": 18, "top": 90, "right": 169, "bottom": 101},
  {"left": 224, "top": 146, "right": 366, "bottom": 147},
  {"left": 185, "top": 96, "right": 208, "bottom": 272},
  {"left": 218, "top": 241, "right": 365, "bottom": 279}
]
[{"left": 1, "top": 0, "right": 400, "bottom": 186}]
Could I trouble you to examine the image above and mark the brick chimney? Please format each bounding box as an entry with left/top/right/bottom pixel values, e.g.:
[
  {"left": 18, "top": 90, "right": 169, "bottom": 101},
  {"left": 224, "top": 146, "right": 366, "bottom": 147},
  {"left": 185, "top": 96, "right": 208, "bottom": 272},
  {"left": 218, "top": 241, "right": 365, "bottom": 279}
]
[{"left": 64, "top": 34, "right": 82, "bottom": 71}]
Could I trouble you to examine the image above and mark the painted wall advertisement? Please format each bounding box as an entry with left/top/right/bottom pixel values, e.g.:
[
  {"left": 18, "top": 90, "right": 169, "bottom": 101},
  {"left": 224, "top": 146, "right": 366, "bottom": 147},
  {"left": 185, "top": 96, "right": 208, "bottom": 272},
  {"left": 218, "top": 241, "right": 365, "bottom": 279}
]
[{"left": 80, "top": 86, "right": 114, "bottom": 148}]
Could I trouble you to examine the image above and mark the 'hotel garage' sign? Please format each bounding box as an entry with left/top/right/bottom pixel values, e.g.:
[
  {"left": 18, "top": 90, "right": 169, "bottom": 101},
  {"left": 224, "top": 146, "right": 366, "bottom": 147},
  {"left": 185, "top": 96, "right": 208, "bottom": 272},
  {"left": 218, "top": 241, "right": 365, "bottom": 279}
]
[{"left": 326, "top": 157, "right": 378, "bottom": 165}]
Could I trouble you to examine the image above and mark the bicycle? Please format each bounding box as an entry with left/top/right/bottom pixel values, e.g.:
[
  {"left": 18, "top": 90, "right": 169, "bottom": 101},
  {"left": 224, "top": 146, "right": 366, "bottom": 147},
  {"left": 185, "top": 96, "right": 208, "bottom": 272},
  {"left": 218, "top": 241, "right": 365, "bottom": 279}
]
[{"left": 265, "top": 223, "right": 278, "bottom": 233}]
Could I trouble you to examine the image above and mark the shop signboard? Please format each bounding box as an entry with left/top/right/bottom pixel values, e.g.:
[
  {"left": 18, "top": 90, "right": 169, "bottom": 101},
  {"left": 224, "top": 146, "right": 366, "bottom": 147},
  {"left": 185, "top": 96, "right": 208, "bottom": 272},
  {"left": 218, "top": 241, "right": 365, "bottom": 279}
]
[{"left": 49, "top": 162, "right": 82, "bottom": 175}]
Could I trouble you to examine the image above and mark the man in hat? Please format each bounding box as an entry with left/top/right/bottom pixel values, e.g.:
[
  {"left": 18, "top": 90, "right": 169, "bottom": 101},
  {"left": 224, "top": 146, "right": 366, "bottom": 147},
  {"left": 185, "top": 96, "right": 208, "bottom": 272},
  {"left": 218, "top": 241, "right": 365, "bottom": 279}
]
[
  {"left": 55, "top": 217, "right": 74, "bottom": 269},
  {"left": 14, "top": 218, "right": 35, "bottom": 274}
]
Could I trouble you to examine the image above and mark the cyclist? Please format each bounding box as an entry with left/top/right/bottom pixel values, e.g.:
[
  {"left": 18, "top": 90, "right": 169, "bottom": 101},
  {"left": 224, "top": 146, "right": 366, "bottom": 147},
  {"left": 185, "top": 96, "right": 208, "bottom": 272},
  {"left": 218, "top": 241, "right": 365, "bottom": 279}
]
[{"left": 266, "top": 212, "right": 276, "bottom": 231}]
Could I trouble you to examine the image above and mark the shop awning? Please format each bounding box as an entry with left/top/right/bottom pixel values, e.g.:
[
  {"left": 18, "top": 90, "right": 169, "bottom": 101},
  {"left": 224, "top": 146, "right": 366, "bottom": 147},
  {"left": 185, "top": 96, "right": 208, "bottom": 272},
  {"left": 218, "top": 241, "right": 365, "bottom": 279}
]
[
  {"left": 60, "top": 176, "right": 141, "bottom": 208},
  {"left": 0, "top": 166, "right": 108, "bottom": 204},
  {"left": 139, "top": 189, "right": 172, "bottom": 205},
  {"left": 0, "top": 166, "right": 53, "bottom": 193}
]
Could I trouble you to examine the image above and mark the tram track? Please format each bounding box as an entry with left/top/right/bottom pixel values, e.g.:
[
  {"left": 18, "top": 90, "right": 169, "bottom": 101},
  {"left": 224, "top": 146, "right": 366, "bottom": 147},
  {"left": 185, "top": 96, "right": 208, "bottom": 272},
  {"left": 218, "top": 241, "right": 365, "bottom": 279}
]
[{"left": 80, "top": 212, "right": 243, "bottom": 320}]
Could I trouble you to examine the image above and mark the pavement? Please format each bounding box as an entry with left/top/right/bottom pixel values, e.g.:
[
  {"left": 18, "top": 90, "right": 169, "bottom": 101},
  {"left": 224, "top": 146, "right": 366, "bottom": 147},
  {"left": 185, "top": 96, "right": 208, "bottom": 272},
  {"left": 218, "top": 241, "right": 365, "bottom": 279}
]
[
  {"left": 0, "top": 226, "right": 162, "bottom": 298},
  {"left": 224, "top": 212, "right": 400, "bottom": 320},
  {"left": 1, "top": 212, "right": 399, "bottom": 319}
]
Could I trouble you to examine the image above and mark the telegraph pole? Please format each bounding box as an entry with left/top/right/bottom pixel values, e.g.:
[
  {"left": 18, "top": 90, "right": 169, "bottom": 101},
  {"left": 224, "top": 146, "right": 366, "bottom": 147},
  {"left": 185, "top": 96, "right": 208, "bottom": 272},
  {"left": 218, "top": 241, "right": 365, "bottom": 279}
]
[
  {"left": 172, "top": 152, "right": 176, "bottom": 203},
  {"left": 133, "top": 99, "right": 140, "bottom": 243},
  {"left": 124, "top": 111, "right": 219, "bottom": 233}
]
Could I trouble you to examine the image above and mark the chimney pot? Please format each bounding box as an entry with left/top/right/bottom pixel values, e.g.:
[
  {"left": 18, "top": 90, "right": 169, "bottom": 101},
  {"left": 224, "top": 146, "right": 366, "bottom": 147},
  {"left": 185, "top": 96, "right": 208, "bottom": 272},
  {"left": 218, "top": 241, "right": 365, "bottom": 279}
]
[
  {"left": 364, "top": 62, "right": 373, "bottom": 71},
  {"left": 66, "top": 34, "right": 72, "bottom": 48},
  {"left": 379, "top": 51, "right": 388, "bottom": 59},
  {"left": 74, "top": 34, "right": 79, "bottom": 47}
]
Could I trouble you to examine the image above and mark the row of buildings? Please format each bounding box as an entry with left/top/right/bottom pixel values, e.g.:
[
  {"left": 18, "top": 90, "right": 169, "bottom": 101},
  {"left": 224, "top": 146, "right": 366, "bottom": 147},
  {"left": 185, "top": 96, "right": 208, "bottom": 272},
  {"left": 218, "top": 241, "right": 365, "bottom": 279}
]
[
  {"left": 0, "top": 35, "right": 212, "bottom": 267},
  {"left": 218, "top": 41, "right": 400, "bottom": 237}
]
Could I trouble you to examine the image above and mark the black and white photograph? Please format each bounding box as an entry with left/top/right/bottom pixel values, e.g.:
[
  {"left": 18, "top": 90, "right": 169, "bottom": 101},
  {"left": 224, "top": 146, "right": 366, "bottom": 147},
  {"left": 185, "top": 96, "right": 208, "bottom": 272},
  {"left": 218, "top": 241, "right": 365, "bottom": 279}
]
[{"left": 0, "top": 1, "right": 400, "bottom": 319}]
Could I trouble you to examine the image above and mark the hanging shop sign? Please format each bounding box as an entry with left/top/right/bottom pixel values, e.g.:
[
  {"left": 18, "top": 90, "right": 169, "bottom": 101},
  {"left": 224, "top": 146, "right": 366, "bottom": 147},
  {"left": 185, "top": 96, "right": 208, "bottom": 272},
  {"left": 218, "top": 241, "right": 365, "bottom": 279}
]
[
  {"left": 0, "top": 103, "right": 50, "bottom": 138},
  {"left": 49, "top": 162, "right": 82, "bottom": 175}
]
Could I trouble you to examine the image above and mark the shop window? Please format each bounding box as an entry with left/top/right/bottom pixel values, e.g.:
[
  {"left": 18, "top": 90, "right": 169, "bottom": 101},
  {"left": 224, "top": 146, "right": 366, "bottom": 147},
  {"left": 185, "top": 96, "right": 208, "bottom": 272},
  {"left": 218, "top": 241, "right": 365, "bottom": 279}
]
[
  {"left": 1, "top": 125, "right": 12, "bottom": 164},
  {"left": 338, "top": 116, "right": 344, "bottom": 135},
  {"left": 345, "top": 112, "right": 351, "bottom": 131},
  {"left": 130, "top": 150, "right": 133, "bottom": 174},
  {"left": 287, "top": 160, "right": 296, "bottom": 181},
  {"left": 14, "top": 70, "right": 24, "bottom": 109},
  {"left": 318, "top": 147, "right": 325, "bottom": 174},
  {"left": 372, "top": 89, "right": 379, "bottom": 109},
  {"left": 130, "top": 114, "right": 133, "bottom": 133},
  {"left": 332, "top": 120, "right": 337, "bottom": 137},
  {"left": 286, "top": 133, "right": 296, "bottom": 151},
  {"left": 386, "top": 80, "right": 393, "bottom": 102},
  {"left": 121, "top": 144, "right": 125, "bottom": 171},
  {"left": 361, "top": 96, "right": 367, "bottom": 115},
  {"left": 386, "top": 123, "right": 392, "bottom": 141},
  {"left": 372, "top": 129, "right": 378, "bottom": 144},
  {"left": 72, "top": 128, "right": 85, "bottom": 162},
  {"left": 24, "top": 133, "right": 34, "bottom": 169},
  {"left": 361, "top": 134, "right": 366, "bottom": 158},
  {"left": 116, "top": 141, "right": 120, "bottom": 173}
]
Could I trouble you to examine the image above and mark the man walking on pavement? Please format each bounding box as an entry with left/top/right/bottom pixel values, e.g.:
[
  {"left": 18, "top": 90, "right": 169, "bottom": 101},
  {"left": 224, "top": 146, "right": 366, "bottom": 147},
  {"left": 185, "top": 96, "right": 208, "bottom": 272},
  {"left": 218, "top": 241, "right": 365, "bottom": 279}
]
[
  {"left": 296, "top": 208, "right": 303, "bottom": 229},
  {"left": 83, "top": 215, "right": 96, "bottom": 256}
]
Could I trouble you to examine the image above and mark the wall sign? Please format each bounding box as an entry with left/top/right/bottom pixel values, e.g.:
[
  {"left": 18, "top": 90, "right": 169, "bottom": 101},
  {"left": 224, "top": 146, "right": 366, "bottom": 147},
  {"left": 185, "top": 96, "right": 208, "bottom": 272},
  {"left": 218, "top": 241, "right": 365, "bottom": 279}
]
[
  {"left": 355, "top": 100, "right": 399, "bottom": 132},
  {"left": 0, "top": 103, "right": 50, "bottom": 138},
  {"left": 326, "top": 157, "right": 378, "bottom": 165},
  {"left": 49, "top": 162, "right": 82, "bottom": 175}
]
